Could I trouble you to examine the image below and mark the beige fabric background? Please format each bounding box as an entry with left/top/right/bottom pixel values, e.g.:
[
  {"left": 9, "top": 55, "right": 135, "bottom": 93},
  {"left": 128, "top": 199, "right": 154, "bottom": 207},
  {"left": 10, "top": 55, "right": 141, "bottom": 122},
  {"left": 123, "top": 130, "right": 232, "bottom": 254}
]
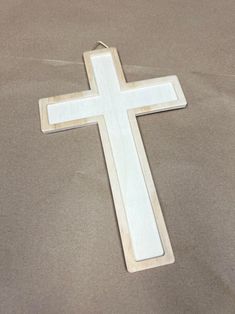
[{"left": 1, "top": 1, "right": 235, "bottom": 313}]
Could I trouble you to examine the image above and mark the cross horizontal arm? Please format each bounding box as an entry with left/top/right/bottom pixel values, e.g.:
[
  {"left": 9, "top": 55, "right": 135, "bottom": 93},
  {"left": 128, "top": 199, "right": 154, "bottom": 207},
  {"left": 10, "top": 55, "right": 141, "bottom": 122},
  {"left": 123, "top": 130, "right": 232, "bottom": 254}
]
[
  {"left": 121, "top": 76, "right": 186, "bottom": 114},
  {"left": 47, "top": 95, "right": 102, "bottom": 125}
]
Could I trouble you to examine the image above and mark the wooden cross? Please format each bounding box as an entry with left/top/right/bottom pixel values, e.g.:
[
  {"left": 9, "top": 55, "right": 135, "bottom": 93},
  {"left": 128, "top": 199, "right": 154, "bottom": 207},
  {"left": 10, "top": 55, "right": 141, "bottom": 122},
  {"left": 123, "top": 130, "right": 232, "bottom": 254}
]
[{"left": 39, "top": 47, "right": 187, "bottom": 272}]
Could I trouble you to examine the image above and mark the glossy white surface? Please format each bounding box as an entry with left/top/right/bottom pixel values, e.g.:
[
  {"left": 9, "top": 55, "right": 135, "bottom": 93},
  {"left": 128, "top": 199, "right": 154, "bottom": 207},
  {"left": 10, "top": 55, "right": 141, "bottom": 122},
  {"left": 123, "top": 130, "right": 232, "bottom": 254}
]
[{"left": 47, "top": 52, "right": 178, "bottom": 261}]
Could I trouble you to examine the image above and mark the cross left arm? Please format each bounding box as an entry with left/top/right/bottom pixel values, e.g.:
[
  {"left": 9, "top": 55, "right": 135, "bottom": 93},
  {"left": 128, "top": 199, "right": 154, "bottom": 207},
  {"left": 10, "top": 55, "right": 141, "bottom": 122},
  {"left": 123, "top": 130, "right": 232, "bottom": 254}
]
[{"left": 39, "top": 91, "right": 103, "bottom": 133}]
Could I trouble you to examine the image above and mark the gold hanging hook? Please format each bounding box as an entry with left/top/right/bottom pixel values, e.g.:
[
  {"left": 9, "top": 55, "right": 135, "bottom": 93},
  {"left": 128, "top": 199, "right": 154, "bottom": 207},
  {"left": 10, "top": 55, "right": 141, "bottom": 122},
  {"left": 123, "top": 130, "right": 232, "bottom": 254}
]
[{"left": 92, "top": 41, "right": 109, "bottom": 50}]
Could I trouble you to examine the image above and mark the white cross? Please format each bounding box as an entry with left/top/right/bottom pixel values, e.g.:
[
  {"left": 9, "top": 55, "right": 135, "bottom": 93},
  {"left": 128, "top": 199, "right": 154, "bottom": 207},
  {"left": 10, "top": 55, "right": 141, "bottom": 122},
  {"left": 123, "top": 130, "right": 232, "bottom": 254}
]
[{"left": 39, "top": 47, "right": 187, "bottom": 272}]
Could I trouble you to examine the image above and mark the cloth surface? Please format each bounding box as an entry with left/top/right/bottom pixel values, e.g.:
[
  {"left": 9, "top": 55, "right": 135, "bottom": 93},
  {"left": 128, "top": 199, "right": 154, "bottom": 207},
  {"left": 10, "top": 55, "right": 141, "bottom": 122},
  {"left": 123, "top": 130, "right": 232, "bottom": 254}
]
[{"left": 0, "top": 1, "right": 234, "bottom": 313}]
